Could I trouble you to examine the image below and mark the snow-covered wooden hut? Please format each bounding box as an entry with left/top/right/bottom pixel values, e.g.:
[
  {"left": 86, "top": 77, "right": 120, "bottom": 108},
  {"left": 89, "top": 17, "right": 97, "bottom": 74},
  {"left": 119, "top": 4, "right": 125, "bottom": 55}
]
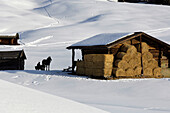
[
  {"left": 0, "top": 50, "right": 26, "bottom": 70},
  {"left": 0, "top": 33, "right": 19, "bottom": 45},
  {"left": 67, "top": 32, "right": 170, "bottom": 78}
]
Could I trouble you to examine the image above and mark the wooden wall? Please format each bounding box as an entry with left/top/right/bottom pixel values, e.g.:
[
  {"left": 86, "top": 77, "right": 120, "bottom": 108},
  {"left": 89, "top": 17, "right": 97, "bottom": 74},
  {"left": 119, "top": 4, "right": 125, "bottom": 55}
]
[{"left": 0, "top": 59, "right": 25, "bottom": 70}]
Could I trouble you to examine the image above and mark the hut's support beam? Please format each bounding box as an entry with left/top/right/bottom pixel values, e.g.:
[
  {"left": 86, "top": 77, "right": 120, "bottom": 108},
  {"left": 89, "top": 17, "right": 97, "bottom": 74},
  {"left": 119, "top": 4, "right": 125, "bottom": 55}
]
[
  {"left": 72, "top": 49, "right": 75, "bottom": 73},
  {"left": 140, "top": 35, "right": 143, "bottom": 75},
  {"left": 158, "top": 47, "right": 162, "bottom": 67}
]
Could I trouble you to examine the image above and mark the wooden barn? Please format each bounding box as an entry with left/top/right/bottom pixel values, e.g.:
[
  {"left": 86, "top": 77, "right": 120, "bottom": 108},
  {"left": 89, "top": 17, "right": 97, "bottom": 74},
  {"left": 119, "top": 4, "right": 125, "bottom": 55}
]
[
  {"left": 67, "top": 32, "right": 170, "bottom": 79},
  {"left": 0, "top": 33, "right": 20, "bottom": 45},
  {"left": 0, "top": 50, "right": 26, "bottom": 70},
  {"left": 118, "top": 0, "right": 170, "bottom": 5}
]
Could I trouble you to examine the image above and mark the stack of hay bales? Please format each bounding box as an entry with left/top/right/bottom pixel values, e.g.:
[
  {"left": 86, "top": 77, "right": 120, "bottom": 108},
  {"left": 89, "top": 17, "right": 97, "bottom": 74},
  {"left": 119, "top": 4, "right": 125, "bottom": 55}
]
[
  {"left": 76, "top": 60, "right": 85, "bottom": 75},
  {"left": 113, "top": 43, "right": 142, "bottom": 77},
  {"left": 76, "top": 54, "right": 114, "bottom": 78},
  {"left": 136, "top": 42, "right": 162, "bottom": 77}
]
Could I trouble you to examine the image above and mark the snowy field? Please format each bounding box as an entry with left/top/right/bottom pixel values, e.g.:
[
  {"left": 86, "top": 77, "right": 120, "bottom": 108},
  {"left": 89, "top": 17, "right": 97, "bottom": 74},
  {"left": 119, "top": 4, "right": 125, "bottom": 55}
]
[{"left": 0, "top": 0, "right": 170, "bottom": 112}]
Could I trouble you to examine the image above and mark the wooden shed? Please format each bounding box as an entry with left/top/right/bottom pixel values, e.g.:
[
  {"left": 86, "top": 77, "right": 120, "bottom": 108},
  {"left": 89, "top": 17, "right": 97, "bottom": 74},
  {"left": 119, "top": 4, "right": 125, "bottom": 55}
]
[
  {"left": 0, "top": 33, "right": 20, "bottom": 45},
  {"left": 67, "top": 32, "right": 170, "bottom": 78},
  {"left": 0, "top": 50, "right": 26, "bottom": 70}
]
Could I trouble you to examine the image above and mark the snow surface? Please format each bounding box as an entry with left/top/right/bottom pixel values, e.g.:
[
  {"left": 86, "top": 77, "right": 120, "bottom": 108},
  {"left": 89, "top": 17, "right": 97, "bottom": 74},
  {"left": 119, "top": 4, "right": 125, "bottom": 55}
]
[{"left": 0, "top": 0, "right": 170, "bottom": 113}]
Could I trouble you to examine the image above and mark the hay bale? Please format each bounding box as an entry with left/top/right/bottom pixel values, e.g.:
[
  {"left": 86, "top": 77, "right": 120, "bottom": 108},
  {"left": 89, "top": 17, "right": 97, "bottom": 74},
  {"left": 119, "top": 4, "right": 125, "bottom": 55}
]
[
  {"left": 121, "top": 44, "right": 137, "bottom": 54},
  {"left": 128, "top": 58, "right": 140, "bottom": 69},
  {"left": 93, "top": 61, "right": 113, "bottom": 69},
  {"left": 76, "top": 61, "right": 84, "bottom": 68},
  {"left": 76, "top": 67, "right": 85, "bottom": 75},
  {"left": 112, "top": 68, "right": 126, "bottom": 77},
  {"left": 93, "top": 54, "right": 114, "bottom": 62},
  {"left": 153, "top": 67, "right": 162, "bottom": 77},
  {"left": 142, "top": 59, "right": 148, "bottom": 69},
  {"left": 134, "top": 66, "right": 142, "bottom": 76},
  {"left": 148, "top": 59, "right": 158, "bottom": 69},
  {"left": 135, "top": 42, "right": 149, "bottom": 53},
  {"left": 116, "top": 52, "right": 132, "bottom": 62},
  {"left": 84, "top": 54, "right": 94, "bottom": 62},
  {"left": 85, "top": 68, "right": 93, "bottom": 76},
  {"left": 114, "top": 59, "right": 130, "bottom": 70},
  {"left": 143, "top": 68, "right": 153, "bottom": 77},
  {"left": 142, "top": 52, "right": 153, "bottom": 61},
  {"left": 125, "top": 68, "right": 134, "bottom": 77},
  {"left": 93, "top": 68, "right": 112, "bottom": 78},
  {"left": 84, "top": 61, "right": 94, "bottom": 68}
]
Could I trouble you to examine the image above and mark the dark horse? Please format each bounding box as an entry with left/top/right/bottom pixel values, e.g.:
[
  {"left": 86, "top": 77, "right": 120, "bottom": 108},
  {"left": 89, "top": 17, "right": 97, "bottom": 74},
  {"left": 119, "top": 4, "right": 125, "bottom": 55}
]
[
  {"left": 35, "top": 62, "right": 45, "bottom": 70},
  {"left": 42, "top": 56, "right": 52, "bottom": 71}
]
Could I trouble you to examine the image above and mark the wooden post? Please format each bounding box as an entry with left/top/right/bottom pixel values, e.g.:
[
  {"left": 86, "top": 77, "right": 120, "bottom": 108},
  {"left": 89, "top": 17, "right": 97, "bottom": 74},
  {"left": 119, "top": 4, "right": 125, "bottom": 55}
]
[
  {"left": 140, "top": 35, "right": 143, "bottom": 75},
  {"left": 158, "top": 47, "right": 162, "bottom": 67},
  {"left": 72, "top": 49, "right": 75, "bottom": 73}
]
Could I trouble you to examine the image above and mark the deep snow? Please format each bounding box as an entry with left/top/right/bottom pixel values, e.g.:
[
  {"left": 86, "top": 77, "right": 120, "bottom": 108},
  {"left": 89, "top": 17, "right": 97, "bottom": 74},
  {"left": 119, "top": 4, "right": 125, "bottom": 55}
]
[{"left": 0, "top": 0, "right": 170, "bottom": 113}]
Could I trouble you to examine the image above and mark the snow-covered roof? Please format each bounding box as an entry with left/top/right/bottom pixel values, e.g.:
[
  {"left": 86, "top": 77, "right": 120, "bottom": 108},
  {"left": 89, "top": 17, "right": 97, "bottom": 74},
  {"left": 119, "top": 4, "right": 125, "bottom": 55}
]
[
  {"left": 67, "top": 32, "right": 170, "bottom": 49},
  {"left": 70, "top": 32, "right": 132, "bottom": 47}
]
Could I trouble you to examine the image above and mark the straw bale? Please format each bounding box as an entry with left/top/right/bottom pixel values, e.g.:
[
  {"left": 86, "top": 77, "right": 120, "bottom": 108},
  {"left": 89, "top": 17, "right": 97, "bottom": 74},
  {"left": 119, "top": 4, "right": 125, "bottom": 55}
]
[
  {"left": 142, "top": 59, "right": 148, "bottom": 69},
  {"left": 93, "top": 61, "right": 113, "bottom": 69},
  {"left": 112, "top": 68, "right": 126, "bottom": 77},
  {"left": 93, "top": 54, "right": 114, "bottom": 62},
  {"left": 76, "top": 61, "right": 84, "bottom": 68},
  {"left": 121, "top": 44, "right": 137, "bottom": 54},
  {"left": 93, "top": 68, "right": 112, "bottom": 78},
  {"left": 148, "top": 59, "right": 158, "bottom": 69},
  {"left": 143, "top": 68, "right": 153, "bottom": 76},
  {"left": 76, "top": 67, "right": 85, "bottom": 75},
  {"left": 84, "top": 61, "right": 94, "bottom": 68},
  {"left": 134, "top": 66, "right": 142, "bottom": 75},
  {"left": 84, "top": 54, "right": 94, "bottom": 62},
  {"left": 85, "top": 68, "right": 93, "bottom": 76},
  {"left": 142, "top": 52, "right": 153, "bottom": 61},
  {"left": 128, "top": 58, "right": 140, "bottom": 69},
  {"left": 135, "top": 42, "right": 149, "bottom": 53},
  {"left": 114, "top": 59, "right": 130, "bottom": 70},
  {"left": 153, "top": 67, "right": 162, "bottom": 77},
  {"left": 116, "top": 52, "right": 132, "bottom": 62},
  {"left": 125, "top": 68, "right": 135, "bottom": 77}
]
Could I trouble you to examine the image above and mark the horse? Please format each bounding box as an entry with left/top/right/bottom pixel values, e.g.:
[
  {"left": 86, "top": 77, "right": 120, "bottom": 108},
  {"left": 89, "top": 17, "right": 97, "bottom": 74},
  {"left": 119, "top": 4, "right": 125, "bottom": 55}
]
[
  {"left": 35, "top": 62, "right": 45, "bottom": 70},
  {"left": 42, "top": 56, "right": 52, "bottom": 71}
]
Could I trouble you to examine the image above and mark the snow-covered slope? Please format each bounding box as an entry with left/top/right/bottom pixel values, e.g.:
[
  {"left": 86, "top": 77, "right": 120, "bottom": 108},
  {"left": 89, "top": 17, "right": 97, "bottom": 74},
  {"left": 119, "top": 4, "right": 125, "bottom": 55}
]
[
  {"left": 0, "top": 78, "right": 108, "bottom": 113},
  {"left": 0, "top": 70, "right": 170, "bottom": 113},
  {"left": 0, "top": 0, "right": 170, "bottom": 113}
]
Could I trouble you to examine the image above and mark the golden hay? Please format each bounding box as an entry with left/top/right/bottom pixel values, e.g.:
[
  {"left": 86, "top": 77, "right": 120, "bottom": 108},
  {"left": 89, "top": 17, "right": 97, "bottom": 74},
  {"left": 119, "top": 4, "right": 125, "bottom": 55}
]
[
  {"left": 84, "top": 54, "right": 94, "bottom": 62},
  {"left": 153, "top": 67, "right": 162, "bottom": 77},
  {"left": 84, "top": 61, "right": 94, "bottom": 68},
  {"left": 93, "top": 61, "right": 113, "bottom": 69},
  {"left": 142, "top": 52, "right": 153, "bottom": 61},
  {"left": 142, "top": 59, "right": 148, "bottom": 69},
  {"left": 76, "top": 67, "right": 85, "bottom": 75},
  {"left": 117, "top": 52, "right": 132, "bottom": 62},
  {"left": 134, "top": 66, "right": 142, "bottom": 76},
  {"left": 93, "top": 54, "right": 114, "bottom": 62},
  {"left": 128, "top": 58, "right": 140, "bottom": 69},
  {"left": 135, "top": 42, "right": 149, "bottom": 52},
  {"left": 114, "top": 59, "right": 130, "bottom": 70},
  {"left": 113, "top": 68, "right": 126, "bottom": 77},
  {"left": 85, "top": 68, "right": 93, "bottom": 76},
  {"left": 143, "top": 68, "right": 153, "bottom": 77},
  {"left": 93, "top": 68, "right": 112, "bottom": 78},
  {"left": 125, "top": 68, "right": 135, "bottom": 77},
  {"left": 76, "top": 61, "right": 84, "bottom": 68},
  {"left": 148, "top": 59, "right": 158, "bottom": 69},
  {"left": 121, "top": 44, "right": 137, "bottom": 54}
]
